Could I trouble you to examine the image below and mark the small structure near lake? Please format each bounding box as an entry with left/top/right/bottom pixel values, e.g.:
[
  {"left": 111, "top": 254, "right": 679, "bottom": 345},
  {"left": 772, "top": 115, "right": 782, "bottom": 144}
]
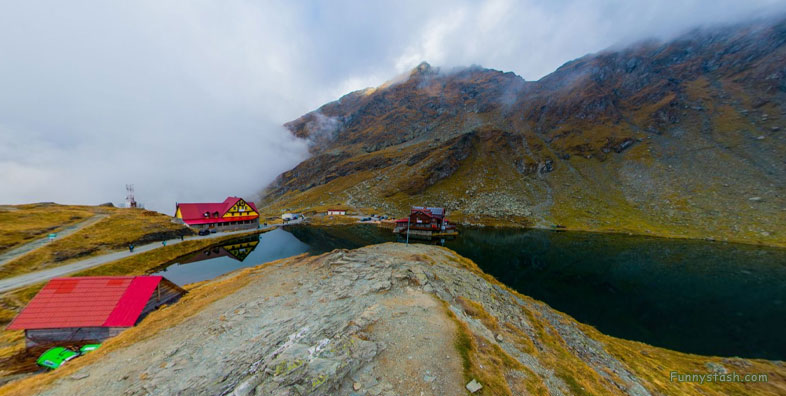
[
  {"left": 393, "top": 206, "right": 458, "bottom": 240},
  {"left": 327, "top": 209, "right": 346, "bottom": 216},
  {"left": 175, "top": 196, "right": 259, "bottom": 232},
  {"left": 7, "top": 276, "right": 185, "bottom": 347}
]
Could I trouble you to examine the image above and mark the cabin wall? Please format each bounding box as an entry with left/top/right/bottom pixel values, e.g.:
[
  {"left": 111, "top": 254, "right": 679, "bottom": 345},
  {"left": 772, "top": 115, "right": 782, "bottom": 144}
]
[
  {"left": 188, "top": 218, "right": 259, "bottom": 231},
  {"left": 139, "top": 282, "right": 185, "bottom": 320},
  {"left": 410, "top": 213, "right": 433, "bottom": 225},
  {"left": 25, "top": 327, "right": 126, "bottom": 348}
]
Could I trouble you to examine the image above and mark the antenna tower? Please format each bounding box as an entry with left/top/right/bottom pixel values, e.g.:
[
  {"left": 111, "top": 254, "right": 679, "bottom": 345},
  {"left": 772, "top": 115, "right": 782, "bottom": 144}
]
[{"left": 125, "top": 184, "right": 138, "bottom": 208}]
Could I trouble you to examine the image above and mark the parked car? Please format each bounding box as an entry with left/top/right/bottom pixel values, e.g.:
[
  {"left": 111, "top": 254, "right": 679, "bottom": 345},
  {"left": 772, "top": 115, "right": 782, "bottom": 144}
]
[
  {"left": 198, "top": 229, "right": 211, "bottom": 236},
  {"left": 37, "top": 343, "right": 102, "bottom": 370},
  {"left": 79, "top": 344, "right": 101, "bottom": 354},
  {"left": 37, "top": 347, "right": 79, "bottom": 370}
]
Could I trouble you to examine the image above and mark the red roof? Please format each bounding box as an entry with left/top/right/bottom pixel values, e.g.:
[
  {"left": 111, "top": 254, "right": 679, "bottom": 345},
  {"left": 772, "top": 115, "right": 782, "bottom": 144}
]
[
  {"left": 176, "top": 197, "right": 259, "bottom": 224},
  {"left": 7, "top": 276, "right": 180, "bottom": 330}
]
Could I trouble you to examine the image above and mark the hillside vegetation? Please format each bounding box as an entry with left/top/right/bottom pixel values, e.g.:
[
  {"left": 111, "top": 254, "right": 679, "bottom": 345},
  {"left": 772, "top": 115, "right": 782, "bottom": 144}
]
[{"left": 260, "top": 18, "right": 786, "bottom": 247}]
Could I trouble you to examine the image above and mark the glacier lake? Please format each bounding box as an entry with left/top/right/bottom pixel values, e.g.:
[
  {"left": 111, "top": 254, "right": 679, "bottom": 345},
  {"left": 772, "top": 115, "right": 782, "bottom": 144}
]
[{"left": 152, "top": 224, "right": 786, "bottom": 360}]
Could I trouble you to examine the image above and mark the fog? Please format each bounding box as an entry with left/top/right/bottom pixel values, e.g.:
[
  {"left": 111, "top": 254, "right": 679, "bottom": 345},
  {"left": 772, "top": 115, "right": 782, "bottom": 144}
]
[{"left": 1, "top": 0, "right": 783, "bottom": 213}]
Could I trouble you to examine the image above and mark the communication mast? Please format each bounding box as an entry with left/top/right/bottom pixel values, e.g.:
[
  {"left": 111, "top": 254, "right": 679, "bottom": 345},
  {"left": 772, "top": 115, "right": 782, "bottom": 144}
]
[{"left": 125, "top": 184, "right": 138, "bottom": 208}]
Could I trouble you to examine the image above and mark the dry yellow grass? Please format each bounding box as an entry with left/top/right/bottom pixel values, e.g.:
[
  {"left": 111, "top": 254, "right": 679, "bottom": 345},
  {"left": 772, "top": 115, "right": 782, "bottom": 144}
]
[
  {"left": 0, "top": 208, "right": 191, "bottom": 280},
  {"left": 0, "top": 204, "right": 98, "bottom": 255}
]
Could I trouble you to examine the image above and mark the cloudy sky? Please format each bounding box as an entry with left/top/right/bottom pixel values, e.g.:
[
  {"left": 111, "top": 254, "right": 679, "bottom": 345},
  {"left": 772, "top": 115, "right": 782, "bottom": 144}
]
[{"left": 1, "top": 0, "right": 784, "bottom": 213}]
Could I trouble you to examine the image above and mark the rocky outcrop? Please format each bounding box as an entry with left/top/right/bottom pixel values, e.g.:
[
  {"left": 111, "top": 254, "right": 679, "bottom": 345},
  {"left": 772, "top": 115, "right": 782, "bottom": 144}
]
[{"left": 27, "top": 244, "right": 786, "bottom": 396}]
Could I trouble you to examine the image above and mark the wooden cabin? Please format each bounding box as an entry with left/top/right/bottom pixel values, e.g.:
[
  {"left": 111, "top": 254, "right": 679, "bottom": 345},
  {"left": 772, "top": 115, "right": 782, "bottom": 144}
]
[
  {"left": 174, "top": 196, "right": 259, "bottom": 232},
  {"left": 7, "top": 276, "right": 185, "bottom": 347},
  {"left": 393, "top": 206, "right": 457, "bottom": 239}
]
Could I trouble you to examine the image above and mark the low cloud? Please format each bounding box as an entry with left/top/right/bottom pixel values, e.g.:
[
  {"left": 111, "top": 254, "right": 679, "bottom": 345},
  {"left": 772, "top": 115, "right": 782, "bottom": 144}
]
[{"left": 0, "top": 0, "right": 783, "bottom": 212}]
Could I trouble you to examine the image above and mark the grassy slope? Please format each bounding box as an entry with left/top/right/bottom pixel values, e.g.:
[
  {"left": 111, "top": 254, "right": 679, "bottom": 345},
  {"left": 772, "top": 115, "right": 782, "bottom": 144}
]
[
  {"left": 0, "top": 207, "right": 192, "bottom": 280},
  {"left": 0, "top": 204, "right": 98, "bottom": 255}
]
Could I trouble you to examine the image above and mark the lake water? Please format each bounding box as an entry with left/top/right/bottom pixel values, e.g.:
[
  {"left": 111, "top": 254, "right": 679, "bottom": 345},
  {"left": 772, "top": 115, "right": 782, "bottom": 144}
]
[{"left": 152, "top": 225, "right": 786, "bottom": 360}]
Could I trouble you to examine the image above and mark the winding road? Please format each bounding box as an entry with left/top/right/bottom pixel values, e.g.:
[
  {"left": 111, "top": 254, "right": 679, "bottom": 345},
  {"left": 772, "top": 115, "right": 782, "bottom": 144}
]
[{"left": 0, "top": 220, "right": 302, "bottom": 293}]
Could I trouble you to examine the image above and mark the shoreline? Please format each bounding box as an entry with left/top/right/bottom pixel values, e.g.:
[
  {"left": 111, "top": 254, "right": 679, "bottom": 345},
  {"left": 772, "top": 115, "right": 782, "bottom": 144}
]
[{"left": 285, "top": 215, "right": 786, "bottom": 251}]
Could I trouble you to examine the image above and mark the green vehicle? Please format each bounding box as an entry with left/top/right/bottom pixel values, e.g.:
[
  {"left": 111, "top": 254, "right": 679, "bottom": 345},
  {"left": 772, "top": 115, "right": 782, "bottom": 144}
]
[
  {"left": 79, "top": 344, "right": 101, "bottom": 354},
  {"left": 36, "top": 347, "right": 79, "bottom": 370}
]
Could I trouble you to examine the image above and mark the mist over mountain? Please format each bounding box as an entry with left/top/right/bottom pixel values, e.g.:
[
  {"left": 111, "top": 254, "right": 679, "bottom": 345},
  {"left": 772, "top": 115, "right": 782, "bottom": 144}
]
[
  {"left": 2, "top": 1, "right": 785, "bottom": 212},
  {"left": 261, "top": 17, "right": 786, "bottom": 247}
]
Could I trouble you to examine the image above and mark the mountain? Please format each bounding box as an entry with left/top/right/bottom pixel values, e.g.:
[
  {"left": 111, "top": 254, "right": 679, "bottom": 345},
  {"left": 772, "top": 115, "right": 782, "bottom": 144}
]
[{"left": 260, "top": 18, "right": 786, "bottom": 247}]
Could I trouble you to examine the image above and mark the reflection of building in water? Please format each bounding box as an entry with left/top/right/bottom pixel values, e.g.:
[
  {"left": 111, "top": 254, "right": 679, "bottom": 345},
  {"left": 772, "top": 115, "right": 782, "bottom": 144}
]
[{"left": 179, "top": 236, "right": 260, "bottom": 264}]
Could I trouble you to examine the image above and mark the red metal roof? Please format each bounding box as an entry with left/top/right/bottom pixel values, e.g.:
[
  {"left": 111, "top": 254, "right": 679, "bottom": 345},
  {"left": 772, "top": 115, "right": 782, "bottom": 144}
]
[
  {"left": 7, "top": 276, "right": 178, "bottom": 330},
  {"left": 176, "top": 197, "right": 259, "bottom": 224}
]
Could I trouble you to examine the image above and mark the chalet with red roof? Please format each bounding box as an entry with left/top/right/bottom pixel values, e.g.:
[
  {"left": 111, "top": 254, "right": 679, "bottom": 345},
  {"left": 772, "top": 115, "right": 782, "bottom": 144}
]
[
  {"left": 393, "top": 206, "right": 458, "bottom": 239},
  {"left": 7, "top": 276, "right": 185, "bottom": 347},
  {"left": 175, "top": 196, "right": 260, "bottom": 231}
]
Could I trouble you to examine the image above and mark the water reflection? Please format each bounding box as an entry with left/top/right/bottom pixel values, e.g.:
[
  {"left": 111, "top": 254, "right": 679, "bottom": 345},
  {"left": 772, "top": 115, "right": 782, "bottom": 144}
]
[
  {"left": 152, "top": 228, "right": 311, "bottom": 285},
  {"left": 177, "top": 235, "right": 260, "bottom": 264}
]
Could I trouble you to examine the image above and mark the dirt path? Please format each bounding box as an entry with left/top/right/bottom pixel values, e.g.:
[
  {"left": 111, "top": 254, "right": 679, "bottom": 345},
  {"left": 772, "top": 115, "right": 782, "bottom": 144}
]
[{"left": 0, "top": 214, "right": 108, "bottom": 268}]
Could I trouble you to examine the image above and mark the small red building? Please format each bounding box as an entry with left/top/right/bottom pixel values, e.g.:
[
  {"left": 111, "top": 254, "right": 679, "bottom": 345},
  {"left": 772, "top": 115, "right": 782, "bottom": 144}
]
[
  {"left": 7, "top": 276, "right": 185, "bottom": 347},
  {"left": 393, "top": 207, "right": 457, "bottom": 238},
  {"left": 175, "top": 196, "right": 260, "bottom": 232}
]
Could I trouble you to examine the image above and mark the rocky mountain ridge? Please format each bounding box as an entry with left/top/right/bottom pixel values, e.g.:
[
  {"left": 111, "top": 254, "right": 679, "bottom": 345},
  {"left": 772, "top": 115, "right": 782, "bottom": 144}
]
[{"left": 260, "top": 18, "right": 786, "bottom": 247}]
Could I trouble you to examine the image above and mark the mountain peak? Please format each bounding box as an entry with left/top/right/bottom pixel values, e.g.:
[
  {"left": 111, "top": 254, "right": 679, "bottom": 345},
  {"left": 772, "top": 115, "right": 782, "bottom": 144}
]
[{"left": 410, "top": 61, "right": 436, "bottom": 76}]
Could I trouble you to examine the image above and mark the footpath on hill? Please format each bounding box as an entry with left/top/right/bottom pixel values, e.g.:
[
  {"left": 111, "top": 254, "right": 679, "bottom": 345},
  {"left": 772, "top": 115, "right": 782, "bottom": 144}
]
[{"left": 0, "top": 214, "right": 108, "bottom": 268}]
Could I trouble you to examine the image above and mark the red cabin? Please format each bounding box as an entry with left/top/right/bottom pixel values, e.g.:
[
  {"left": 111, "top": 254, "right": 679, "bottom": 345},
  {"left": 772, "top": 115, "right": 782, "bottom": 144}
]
[
  {"left": 7, "top": 276, "right": 185, "bottom": 347},
  {"left": 394, "top": 206, "right": 456, "bottom": 235}
]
